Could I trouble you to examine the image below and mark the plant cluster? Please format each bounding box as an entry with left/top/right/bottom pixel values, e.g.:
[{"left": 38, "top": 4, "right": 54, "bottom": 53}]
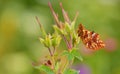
[{"left": 34, "top": 2, "right": 105, "bottom": 74}]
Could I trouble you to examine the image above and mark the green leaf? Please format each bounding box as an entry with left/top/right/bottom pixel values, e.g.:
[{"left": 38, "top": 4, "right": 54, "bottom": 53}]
[
  {"left": 63, "top": 69, "right": 80, "bottom": 74},
  {"left": 35, "top": 65, "right": 54, "bottom": 74},
  {"left": 71, "top": 21, "right": 75, "bottom": 31},
  {"left": 72, "top": 32, "right": 80, "bottom": 46},
  {"left": 51, "top": 33, "right": 61, "bottom": 47},
  {"left": 71, "top": 49, "right": 83, "bottom": 61},
  {"left": 53, "top": 25, "right": 64, "bottom": 34},
  {"left": 41, "top": 27, "right": 47, "bottom": 37},
  {"left": 53, "top": 24, "right": 68, "bottom": 35},
  {"left": 64, "top": 22, "right": 71, "bottom": 33},
  {"left": 54, "top": 60, "right": 60, "bottom": 72},
  {"left": 51, "top": 38, "right": 57, "bottom": 47},
  {"left": 62, "top": 50, "right": 74, "bottom": 61},
  {"left": 44, "top": 34, "right": 52, "bottom": 47},
  {"left": 39, "top": 38, "right": 44, "bottom": 43},
  {"left": 68, "top": 53, "right": 74, "bottom": 61},
  {"left": 62, "top": 50, "right": 69, "bottom": 56}
]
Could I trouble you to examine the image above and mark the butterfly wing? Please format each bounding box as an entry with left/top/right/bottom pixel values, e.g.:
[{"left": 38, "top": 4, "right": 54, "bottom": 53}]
[{"left": 78, "top": 24, "right": 105, "bottom": 50}]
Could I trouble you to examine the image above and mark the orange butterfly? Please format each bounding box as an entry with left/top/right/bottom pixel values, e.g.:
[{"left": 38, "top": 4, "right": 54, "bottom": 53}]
[{"left": 77, "top": 24, "right": 105, "bottom": 50}]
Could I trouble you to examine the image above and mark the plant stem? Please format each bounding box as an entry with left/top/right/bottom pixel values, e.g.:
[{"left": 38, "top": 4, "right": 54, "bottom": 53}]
[
  {"left": 73, "top": 12, "right": 79, "bottom": 22},
  {"left": 48, "top": 47, "right": 53, "bottom": 56},
  {"left": 35, "top": 16, "right": 46, "bottom": 37},
  {"left": 60, "top": 2, "right": 71, "bottom": 24},
  {"left": 69, "top": 34, "right": 73, "bottom": 49},
  {"left": 53, "top": 46, "right": 56, "bottom": 55},
  {"left": 62, "top": 59, "right": 68, "bottom": 73},
  {"left": 62, "top": 34, "right": 71, "bottom": 49},
  {"left": 48, "top": 2, "right": 61, "bottom": 28}
]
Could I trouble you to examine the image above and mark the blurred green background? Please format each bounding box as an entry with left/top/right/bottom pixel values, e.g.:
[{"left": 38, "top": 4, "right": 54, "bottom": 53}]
[{"left": 0, "top": 0, "right": 120, "bottom": 74}]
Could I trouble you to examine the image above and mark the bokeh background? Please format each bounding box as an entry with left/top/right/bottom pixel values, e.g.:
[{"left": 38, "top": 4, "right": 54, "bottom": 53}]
[{"left": 0, "top": 0, "right": 120, "bottom": 74}]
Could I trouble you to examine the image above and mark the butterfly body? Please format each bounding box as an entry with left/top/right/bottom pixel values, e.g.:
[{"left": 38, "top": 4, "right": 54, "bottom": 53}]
[{"left": 78, "top": 24, "right": 105, "bottom": 50}]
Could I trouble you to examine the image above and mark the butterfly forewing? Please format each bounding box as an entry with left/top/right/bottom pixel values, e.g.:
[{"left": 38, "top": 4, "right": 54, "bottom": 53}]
[{"left": 77, "top": 24, "right": 105, "bottom": 50}]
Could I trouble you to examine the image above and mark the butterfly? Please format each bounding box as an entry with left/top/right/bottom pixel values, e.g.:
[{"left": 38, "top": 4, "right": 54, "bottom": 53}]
[{"left": 77, "top": 24, "right": 105, "bottom": 50}]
